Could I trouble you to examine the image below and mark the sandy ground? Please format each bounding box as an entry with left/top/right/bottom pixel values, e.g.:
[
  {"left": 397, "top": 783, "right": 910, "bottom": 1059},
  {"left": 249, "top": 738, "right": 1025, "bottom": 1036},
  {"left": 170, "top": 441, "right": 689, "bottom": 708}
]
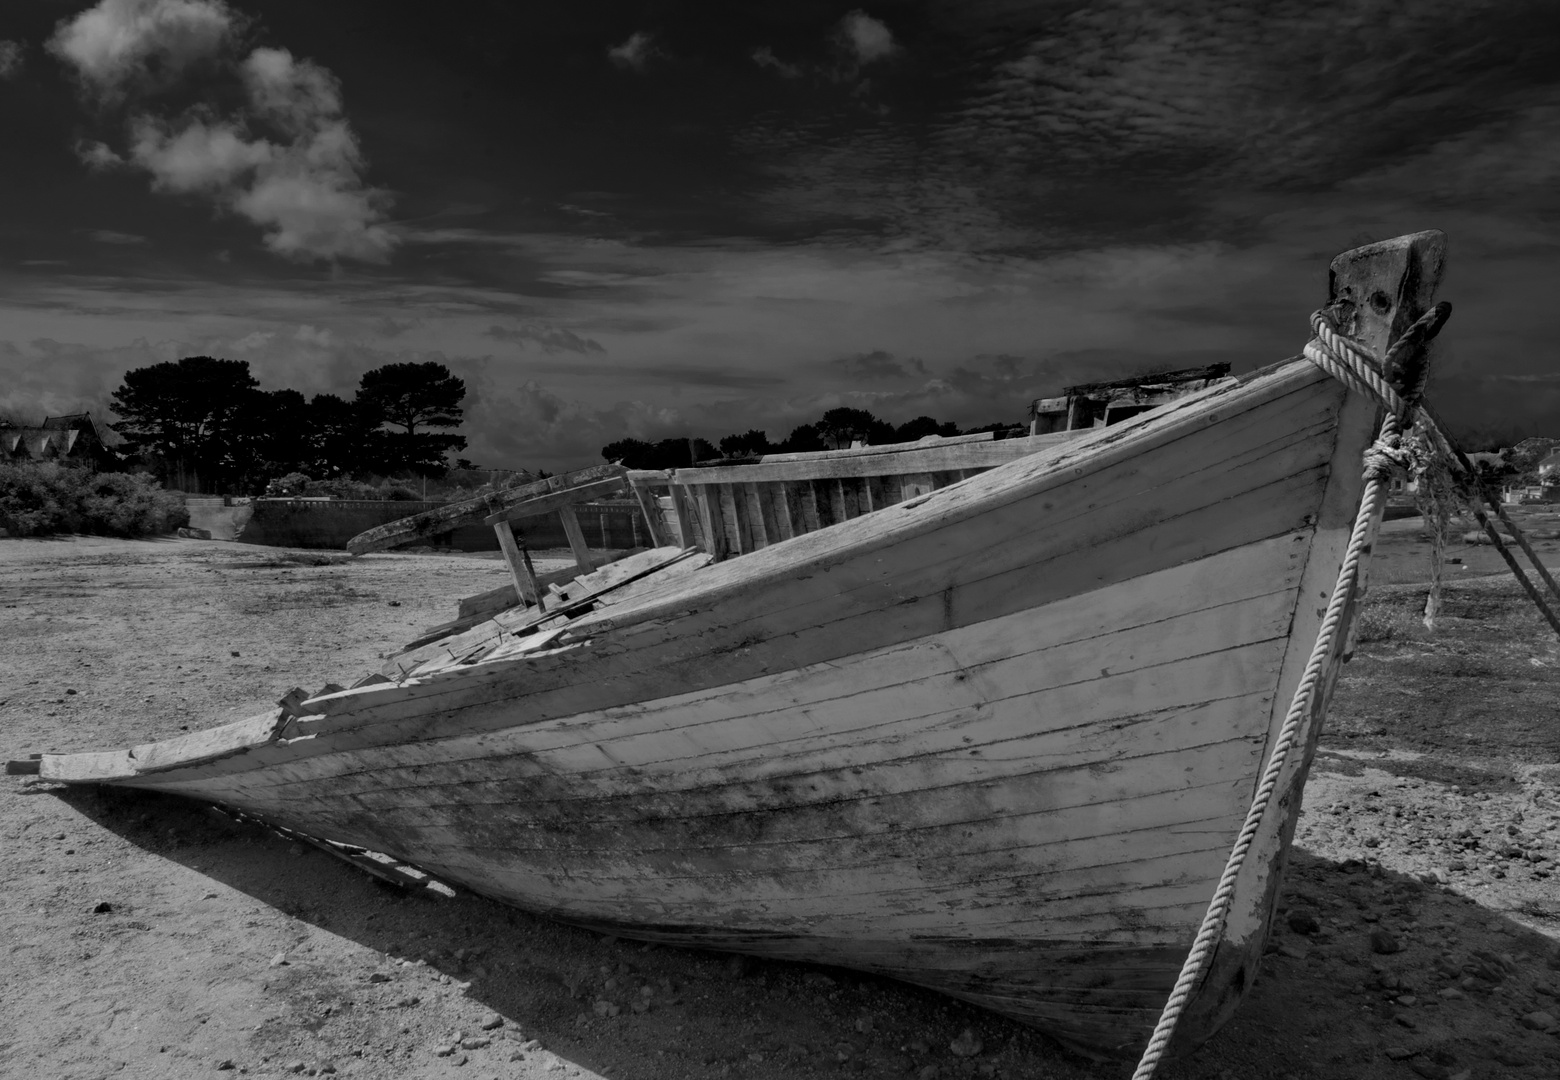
[{"left": 2, "top": 534, "right": 1559, "bottom": 1080}]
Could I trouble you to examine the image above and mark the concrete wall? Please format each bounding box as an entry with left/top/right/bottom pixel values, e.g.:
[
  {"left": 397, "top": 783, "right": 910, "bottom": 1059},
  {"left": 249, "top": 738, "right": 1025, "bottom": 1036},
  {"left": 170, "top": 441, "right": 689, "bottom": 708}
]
[
  {"left": 232, "top": 499, "right": 650, "bottom": 551},
  {"left": 184, "top": 498, "right": 254, "bottom": 541}
]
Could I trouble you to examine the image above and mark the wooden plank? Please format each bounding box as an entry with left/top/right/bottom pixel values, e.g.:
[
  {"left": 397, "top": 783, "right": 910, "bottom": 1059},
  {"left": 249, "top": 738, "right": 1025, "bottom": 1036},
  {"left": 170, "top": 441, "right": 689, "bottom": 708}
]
[
  {"left": 283, "top": 371, "right": 1345, "bottom": 747},
  {"left": 673, "top": 434, "right": 1073, "bottom": 485},
  {"left": 841, "top": 478, "right": 862, "bottom": 520},
  {"left": 880, "top": 473, "right": 903, "bottom": 507},
  {"left": 626, "top": 480, "right": 665, "bottom": 546},
  {"left": 697, "top": 484, "right": 726, "bottom": 560},
  {"left": 482, "top": 476, "right": 628, "bottom": 527},
  {"left": 668, "top": 484, "right": 697, "bottom": 549},
  {"left": 348, "top": 462, "right": 625, "bottom": 554},
  {"left": 746, "top": 482, "right": 775, "bottom": 549},
  {"left": 828, "top": 478, "right": 848, "bottom": 524},
  {"left": 557, "top": 506, "right": 597, "bottom": 574},
  {"left": 899, "top": 472, "right": 935, "bottom": 499},
  {"left": 799, "top": 482, "right": 822, "bottom": 533},
  {"left": 731, "top": 430, "right": 997, "bottom": 465},
  {"left": 492, "top": 520, "right": 541, "bottom": 608},
  {"left": 717, "top": 484, "right": 743, "bottom": 556},
  {"left": 770, "top": 483, "right": 795, "bottom": 541}
]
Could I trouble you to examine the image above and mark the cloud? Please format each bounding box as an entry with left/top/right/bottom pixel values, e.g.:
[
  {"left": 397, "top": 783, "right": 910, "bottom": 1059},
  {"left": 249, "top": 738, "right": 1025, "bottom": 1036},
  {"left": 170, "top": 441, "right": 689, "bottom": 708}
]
[
  {"left": 483, "top": 322, "right": 606, "bottom": 355},
  {"left": 607, "top": 31, "right": 659, "bottom": 72},
  {"left": 48, "top": 0, "right": 238, "bottom": 95},
  {"left": 86, "top": 229, "right": 148, "bottom": 244},
  {"left": 836, "top": 11, "right": 898, "bottom": 65},
  {"left": 76, "top": 139, "right": 125, "bottom": 169},
  {"left": 752, "top": 46, "right": 802, "bottom": 79},
  {"left": 832, "top": 349, "right": 925, "bottom": 381},
  {"left": 0, "top": 39, "right": 25, "bottom": 80},
  {"left": 53, "top": 9, "right": 395, "bottom": 263}
]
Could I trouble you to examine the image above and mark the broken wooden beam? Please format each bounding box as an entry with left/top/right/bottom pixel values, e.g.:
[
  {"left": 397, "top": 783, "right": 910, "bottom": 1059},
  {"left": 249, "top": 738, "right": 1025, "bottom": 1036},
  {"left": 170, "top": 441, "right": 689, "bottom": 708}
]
[
  {"left": 346, "top": 462, "right": 626, "bottom": 555},
  {"left": 480, "top": 475, "right": 628, "bottom": 527}
]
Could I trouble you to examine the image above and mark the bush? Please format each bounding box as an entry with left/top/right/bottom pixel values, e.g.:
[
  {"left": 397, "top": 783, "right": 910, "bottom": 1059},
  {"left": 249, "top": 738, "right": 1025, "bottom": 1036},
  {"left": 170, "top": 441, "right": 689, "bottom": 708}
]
[{"left": 0, "top": 462, "right": 189, "bottom": 538}]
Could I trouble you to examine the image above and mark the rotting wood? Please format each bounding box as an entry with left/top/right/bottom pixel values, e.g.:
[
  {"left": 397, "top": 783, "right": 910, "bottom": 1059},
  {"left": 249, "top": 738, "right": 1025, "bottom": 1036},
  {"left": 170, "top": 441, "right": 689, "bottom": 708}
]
[
  {"left": 482, "top": 476, "right": 627, "bottom": 528},
  {"left": 668, "top": 483, "right": 696, "bottom": 549},
  {"left": 493, "top": 520, "right": 540, "bottom": 608},
  {"left": 672, "top": 434, "right": 1071, "bottom": 485},
  {"left": 347, "top": 462, "right": 626, "bottom": 555},
  {"left": 626, "top": 476, "right": 666, "bottom": 548},
  {"left": 557, "top": 506, "right": 596, "bottom": 574}
]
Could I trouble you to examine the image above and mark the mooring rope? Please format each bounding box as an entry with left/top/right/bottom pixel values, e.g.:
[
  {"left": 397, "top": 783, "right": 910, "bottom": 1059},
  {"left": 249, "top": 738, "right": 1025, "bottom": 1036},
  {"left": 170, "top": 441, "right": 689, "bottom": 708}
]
[{"left": 1130, "top": 306, "right": 1444, "bottom": 1080}]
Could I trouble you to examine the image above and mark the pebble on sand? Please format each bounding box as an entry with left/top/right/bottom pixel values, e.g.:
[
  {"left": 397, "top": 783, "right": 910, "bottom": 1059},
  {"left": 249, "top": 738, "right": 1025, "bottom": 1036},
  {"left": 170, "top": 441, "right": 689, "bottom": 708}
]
[
  {"left": 949, "top": 1029, "right": 983, "bottom": 1058},
  {"left": 1370, "top": 929, "right": 1402, "bottom": 955}
]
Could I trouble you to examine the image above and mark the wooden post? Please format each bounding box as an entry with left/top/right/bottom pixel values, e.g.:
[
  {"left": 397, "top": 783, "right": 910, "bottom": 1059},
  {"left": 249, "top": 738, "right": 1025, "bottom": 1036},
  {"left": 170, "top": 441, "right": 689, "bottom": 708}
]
[
  {"left": 558, "top": 506, "right": 596, "bottom": 573},
  {"left": 493, "top": 520, "right": 543, "bottom": 611}
]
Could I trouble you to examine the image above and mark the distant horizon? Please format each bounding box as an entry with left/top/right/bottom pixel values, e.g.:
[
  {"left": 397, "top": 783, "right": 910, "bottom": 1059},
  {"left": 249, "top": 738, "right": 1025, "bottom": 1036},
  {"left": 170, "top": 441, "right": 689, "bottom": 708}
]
[{"left": 5, "top": 1, "right": 1559, "bottom": 472}]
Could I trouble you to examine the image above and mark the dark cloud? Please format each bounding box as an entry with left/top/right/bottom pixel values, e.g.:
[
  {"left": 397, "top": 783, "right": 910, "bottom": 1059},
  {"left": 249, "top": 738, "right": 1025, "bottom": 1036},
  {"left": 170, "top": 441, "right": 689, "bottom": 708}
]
[
  {"left": 483, "top": 322, "right": 605, "bottom": 355},
  {"left": 607, "top": 31, "right": 661, "bottom": 73},
  {"left": 832, "top": 349, "right": 925, "bottom": 381},
  {"left": 0, "top": 39, "right": 26, "bottom": 80}
]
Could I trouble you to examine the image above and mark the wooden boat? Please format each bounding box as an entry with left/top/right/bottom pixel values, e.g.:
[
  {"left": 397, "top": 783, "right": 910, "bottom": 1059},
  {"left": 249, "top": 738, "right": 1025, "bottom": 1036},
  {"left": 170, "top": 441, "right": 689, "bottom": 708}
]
[{"left": 13, "top": 231, "right": 1446, "bottom": 1061}]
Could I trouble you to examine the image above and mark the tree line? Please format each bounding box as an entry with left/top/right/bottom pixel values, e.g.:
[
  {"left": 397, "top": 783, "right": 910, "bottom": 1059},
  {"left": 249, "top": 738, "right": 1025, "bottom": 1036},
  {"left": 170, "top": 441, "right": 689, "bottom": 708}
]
[
  {"left": 109, "top": 356, "right": 468, "bottom": 494},
  {"left": 602, "top": 407, "right": 1017, "bottom": 471}
]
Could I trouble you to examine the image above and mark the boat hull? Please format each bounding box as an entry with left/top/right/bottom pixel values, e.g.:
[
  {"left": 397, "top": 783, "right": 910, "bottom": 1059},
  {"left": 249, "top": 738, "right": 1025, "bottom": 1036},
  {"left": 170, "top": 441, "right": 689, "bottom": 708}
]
[{"left": 41, "top": 358, "right": 1377, "bottom": 1057}]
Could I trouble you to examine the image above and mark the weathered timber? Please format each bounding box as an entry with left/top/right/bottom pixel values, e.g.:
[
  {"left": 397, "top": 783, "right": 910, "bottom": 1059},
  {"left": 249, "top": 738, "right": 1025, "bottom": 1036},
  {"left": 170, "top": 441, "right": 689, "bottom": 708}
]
[
  {"left": 673, "top": 433, "right": 1071, "bottom": 485},
  {"left": 346, "top": 463, "right": 626, "bottom": 555},
  {"left": 492, "top": 520, "right": 541, "bottom": 610},
  {"left": 556, "top": 506, "right": 596, "bottom": 574},
  {"left": 481, "top": 476, "right": 628, "bottom": 527}
]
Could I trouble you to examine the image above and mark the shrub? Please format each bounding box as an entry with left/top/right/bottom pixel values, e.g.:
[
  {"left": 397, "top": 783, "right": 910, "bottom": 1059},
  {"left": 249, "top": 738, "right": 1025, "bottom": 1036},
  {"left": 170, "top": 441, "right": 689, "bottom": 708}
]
[{"left": 0, "top": 462, "right": 189, "bottom": 538}]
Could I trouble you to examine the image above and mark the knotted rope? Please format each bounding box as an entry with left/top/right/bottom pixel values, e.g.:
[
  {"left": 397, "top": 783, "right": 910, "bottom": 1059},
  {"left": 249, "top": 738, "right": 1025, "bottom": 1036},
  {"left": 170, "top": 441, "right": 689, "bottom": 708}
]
[{"left": 1130, "top": 305, "right": 1445, "bottom": 1080}]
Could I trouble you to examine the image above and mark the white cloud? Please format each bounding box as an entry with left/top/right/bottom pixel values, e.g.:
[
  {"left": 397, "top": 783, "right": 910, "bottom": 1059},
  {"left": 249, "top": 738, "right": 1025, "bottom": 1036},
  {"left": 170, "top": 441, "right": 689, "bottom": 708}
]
[
  {"left": 751, "top": 46, "right": 802, "bottom": 79},
  {"left": 75, "top": 139, "right": 125, "bottom": 169},
  {"left": 58, "top": 20, "right": 396, "bottom": 264},
  {"left": 128, "top": 114, "right": 271, "bottom": 192},
  {"left": 48, "top": 0, "right": 238, "bottom": 94},
  {"left": 607, "top": 31, "right": 659, "bottom": 72},
  {"left": 0, "top": 40, "right": 25, "bottom": 80},
  {"left": 241, "top": 46, "right": 339, "bottom": 132},
  {"left": 86, "top": 229, "right": 148, "bottom": 244},
  {"left": 837, "top": 11, "right": 897, "bottom": 65}
]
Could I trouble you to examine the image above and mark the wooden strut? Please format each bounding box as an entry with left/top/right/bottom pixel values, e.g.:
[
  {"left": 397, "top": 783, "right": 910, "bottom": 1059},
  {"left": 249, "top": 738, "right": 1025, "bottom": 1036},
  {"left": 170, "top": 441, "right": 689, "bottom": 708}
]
[
  {"left": 1406, "top": 400, "right": 1560, "bottom": 640},
  {"left": 493, "top": 520, "right": 544, "bottom": 613}
]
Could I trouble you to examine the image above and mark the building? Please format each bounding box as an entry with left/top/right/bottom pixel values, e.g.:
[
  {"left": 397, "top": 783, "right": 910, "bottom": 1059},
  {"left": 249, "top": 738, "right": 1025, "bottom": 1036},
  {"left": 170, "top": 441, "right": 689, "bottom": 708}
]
[
  {"left": 0, "top": 414, "right": 119, "bottom": 470},
  {"left": 1538, "top": 448, "right": 1560, "bottom": 482},
  {"left": 1029, "top": 364, "right": 1234, "bottom": 434}
]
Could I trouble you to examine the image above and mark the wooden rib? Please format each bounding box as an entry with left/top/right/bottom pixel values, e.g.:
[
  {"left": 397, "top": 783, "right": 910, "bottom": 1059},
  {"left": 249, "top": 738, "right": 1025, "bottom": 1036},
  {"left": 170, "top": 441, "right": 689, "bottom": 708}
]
[
  {"left": 841, "top": 478, "right": 862, "bottom": 520},
  {"left": 743, "top": 482, "right": 771, "bottom": 549},
  {"left": 554, "top": 506, "right": 593, "bottom": 573},
  {"left": 770, "top": 483, "right": 795, "bottom": 541},
  {"left": 900, "top": 472, "right": 935, "bottom": 499},
  {"left": 669, "top": 484, "right": 696, "bottom": 549}
]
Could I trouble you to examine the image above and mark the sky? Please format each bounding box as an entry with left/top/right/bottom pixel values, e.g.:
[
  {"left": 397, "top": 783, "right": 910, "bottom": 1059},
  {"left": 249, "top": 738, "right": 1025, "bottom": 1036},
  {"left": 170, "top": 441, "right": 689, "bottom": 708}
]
[{"left": 2, "top": 0, "right": 1559, "bottom": 472}]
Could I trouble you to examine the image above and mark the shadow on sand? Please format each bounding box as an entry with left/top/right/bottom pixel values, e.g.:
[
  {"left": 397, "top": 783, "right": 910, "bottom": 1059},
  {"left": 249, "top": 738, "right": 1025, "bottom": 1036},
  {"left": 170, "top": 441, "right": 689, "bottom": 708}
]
[{"left": 38, "top": 782, "right": 1560, "bottom": 1080}]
